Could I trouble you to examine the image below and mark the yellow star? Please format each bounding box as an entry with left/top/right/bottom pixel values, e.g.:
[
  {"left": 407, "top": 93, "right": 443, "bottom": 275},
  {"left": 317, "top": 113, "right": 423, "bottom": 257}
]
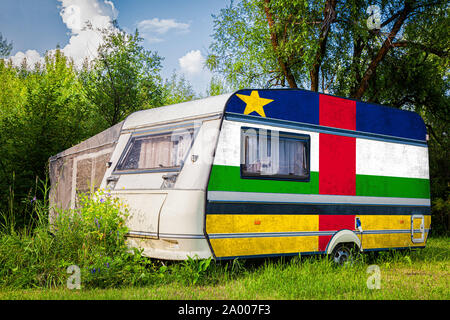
[{"left": 236, "top": 90, "right": 274, "bottom": 118}]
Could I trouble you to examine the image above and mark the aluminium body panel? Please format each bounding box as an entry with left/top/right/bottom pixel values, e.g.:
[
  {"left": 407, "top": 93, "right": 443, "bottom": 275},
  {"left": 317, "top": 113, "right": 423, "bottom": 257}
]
[
  {"left": 204, "top": 89, "right": 430, "bottom": 260},
  {"left": 49, "top": 89, "right": 431, "bottom": 261},
  {"left": 96, "top": 97, "right": 228, "bottom": 259}
]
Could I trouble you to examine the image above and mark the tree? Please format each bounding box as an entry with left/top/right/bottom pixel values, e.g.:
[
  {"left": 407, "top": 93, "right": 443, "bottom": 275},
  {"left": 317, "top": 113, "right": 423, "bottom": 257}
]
[
  {"left": 207, "top": 0, "right": 449, "bottom": 234},
  {"left": 0, "top": 49, "right": 90, "bottom": 223},
  {"left": 206, "top": 75, "right": 232, "bottom": 96},
  {"left": 81, "top": 24, "right": 165, "bottom": 129},
  {"left": 0, "top": 32, "right": 13, "bottom": 58},
  {"left": 162, "top": 71, "right": 196, "bottom": 104},
  {"left": 207, "top": 0, "right": 448, "bottom": 98}
]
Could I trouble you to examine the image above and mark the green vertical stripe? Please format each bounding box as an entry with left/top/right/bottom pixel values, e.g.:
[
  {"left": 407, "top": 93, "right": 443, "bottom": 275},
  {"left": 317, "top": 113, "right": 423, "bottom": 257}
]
[{"left": 356, "top": 174, "right": 430, "bottom": 199}]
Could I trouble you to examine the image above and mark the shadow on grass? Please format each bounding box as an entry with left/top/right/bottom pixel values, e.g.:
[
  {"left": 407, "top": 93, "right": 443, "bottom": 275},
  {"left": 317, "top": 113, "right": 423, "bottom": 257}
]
[{"left": 154, "top": 236, "right": 449, "bottom": 287}]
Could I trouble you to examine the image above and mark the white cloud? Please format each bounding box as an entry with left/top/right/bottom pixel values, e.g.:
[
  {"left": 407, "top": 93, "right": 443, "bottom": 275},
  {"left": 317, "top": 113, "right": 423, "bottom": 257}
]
[
  {"left": 57, "top": 0, "right": 119, "bottom": 66},
  {"left": 59, "top": 0, "right": 117, "bottom": 34},
  {"left": 138, "top": 18, "right": 189, "bottom": 34},
  {"left": 8, "top": 50, "right": 44, "bottom": 69},
  {"left": 178, "top": 50, "right": 205, "bottom": 74},
  {"left": 9, "top": 0, "right": 119, "bottom": 68},
  {"left": 137, "top": 18, "right": 190, "bottom": 43},
  {"left": 178, "top": 50, "right": 214, "bottom": 94}
]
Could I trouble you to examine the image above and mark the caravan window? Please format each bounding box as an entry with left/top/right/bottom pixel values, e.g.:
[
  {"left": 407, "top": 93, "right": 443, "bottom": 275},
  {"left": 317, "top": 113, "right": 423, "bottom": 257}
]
[
  {"left": 115, "top": 128, "right": 194, "bottom": 172},
  {"left": 241, "top": 127, "right": 310, "bottom": 181}
]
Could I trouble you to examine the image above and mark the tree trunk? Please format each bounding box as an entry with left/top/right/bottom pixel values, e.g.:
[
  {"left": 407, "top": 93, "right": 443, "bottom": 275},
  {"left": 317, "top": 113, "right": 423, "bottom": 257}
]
[
  {"left": 310, "top": 0, "right": 337, "bottom": 92},
  {"left": 263, "top": 0, "right": 298, "bottom": 88},
  {"left": 352, "top": 1, "right": 414, "bottom": 99}
]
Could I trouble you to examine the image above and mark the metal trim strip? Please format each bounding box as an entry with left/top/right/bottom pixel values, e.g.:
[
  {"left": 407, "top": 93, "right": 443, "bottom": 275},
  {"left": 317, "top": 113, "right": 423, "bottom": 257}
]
[
  {"left": 207, "top": 191, "right": 431, "bottom": 206},
  {"left": 225, "top": 113, "right": 428, "bottom": 147},
  {"left": 207, "top": 229, "right": 430, "bottom": 239}
]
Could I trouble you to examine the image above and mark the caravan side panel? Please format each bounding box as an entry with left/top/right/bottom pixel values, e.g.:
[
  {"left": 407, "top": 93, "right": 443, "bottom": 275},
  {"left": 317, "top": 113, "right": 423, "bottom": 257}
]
[
  {"left": 205, "top": 89, "right": 430, "bottom": 260},
  {"left": 206, "top": 120, "right": 321, "bottom": 258}
]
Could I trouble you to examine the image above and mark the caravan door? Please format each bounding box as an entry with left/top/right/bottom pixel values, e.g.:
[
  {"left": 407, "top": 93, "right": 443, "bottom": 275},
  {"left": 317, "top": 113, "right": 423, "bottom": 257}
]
[
  {"left": 114, "top": 191, "right": 167, "bottom": 239},
  {"left": 411, "top": 214, "right": 425, "bottom": 244}
]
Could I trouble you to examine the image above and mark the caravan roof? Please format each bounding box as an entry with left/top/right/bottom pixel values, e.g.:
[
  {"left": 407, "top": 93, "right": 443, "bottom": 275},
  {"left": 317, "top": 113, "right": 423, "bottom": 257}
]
[
  {"left": 122, "top": 93, "right": 233, "bottom": 131},
  {"left": 119, "top": 88, "right": 426, "bottom": 145}
]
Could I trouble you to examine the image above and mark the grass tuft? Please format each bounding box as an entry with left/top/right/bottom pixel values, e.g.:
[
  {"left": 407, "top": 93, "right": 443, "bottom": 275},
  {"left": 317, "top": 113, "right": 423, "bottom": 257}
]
[{"left": 0, "top": 182, "right": 448, "bottom": 299}]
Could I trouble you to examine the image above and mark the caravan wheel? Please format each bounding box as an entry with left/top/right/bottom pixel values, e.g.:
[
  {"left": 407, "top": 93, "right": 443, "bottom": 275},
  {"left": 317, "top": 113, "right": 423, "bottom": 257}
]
[{"left": 331, "top": 244, "right": 353, "bottom": 265}]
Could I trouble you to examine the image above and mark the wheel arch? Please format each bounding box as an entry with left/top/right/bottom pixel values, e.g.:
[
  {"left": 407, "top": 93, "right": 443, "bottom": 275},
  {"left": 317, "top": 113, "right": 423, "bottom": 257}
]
[{"left": 325, "top": 229, "right": 361, "bottom": 255}]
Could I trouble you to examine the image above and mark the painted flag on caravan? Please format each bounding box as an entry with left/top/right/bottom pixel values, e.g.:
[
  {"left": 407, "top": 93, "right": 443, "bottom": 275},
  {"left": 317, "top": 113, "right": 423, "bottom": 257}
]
[{"left": 226, "top": 89, "right": 427, "bottom": 142}]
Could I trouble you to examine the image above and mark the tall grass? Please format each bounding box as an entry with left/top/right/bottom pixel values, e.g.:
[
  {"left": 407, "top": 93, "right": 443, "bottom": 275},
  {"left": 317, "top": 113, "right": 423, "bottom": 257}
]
[
  {"left": 1, "top": 239, "right": 448, "bottom": 299},
  {"left": 0, "top": 181, "right": 448, "bottom": 299},
  {"left": 0, "top": 184, "right": 244, "bottom": 290},
  {"left": 0, "top": 185, "right": 157, "bottom": 289}
]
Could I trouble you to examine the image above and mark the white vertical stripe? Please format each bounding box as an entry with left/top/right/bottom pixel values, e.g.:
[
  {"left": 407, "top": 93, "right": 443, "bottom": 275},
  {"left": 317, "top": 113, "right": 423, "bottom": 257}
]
[{"left": 213, "top": 120, "right": 241, "bottom": 166}]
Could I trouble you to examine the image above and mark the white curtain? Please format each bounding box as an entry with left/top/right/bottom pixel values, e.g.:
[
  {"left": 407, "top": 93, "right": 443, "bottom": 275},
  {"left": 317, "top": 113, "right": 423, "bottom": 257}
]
[
  {"left": 244, "top": 130, "right": 306, "bottom": 177},
  {"left": 278, "top": 139, "right": 304, "bottom": 176},
  {"left": 139, "top": 135, "right": 172, "bottom": 168},
  {"left": 245, "top": 134, "right": 260, "bottom": 173},
  {"left": 173, "top": 131, "right": 192, "bottom": 166},
  {"left": 136, "top": 130, "right": 193, "bottom": 169}
]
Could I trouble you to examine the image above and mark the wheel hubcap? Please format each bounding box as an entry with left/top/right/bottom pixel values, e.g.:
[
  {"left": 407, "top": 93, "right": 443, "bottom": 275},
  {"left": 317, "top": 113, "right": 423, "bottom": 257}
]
[{"left": 334, "top": 248, "right": 350, "bottom": 265}]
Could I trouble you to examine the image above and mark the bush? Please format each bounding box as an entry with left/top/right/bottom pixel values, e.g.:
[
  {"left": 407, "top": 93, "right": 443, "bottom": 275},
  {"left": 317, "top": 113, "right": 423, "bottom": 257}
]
[
  {"left": 0, "top": 187, "right": 240, "bottom": 290},
  {"left": 431, "top": 196, "right": 449, "bottom": 236},
  {"left": 0, "top": 189, "right": 158, "bottom": 289}
]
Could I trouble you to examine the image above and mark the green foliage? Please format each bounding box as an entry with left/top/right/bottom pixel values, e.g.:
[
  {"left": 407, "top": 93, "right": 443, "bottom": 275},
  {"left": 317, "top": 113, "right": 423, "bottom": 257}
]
[
  {"left": 0, "top": 188, "right": 157, "bottom": 289},
  {"left": 52, "top": 189, "right": 130, "bottom": 258},
  {"left": 0, "top": 24, "right": 193, "bottom": 226},
  {"left": 181, "top": 256, "right": 212, "bottom": 285},
  {"left": 206, "top": 75, "right": 233, "bottom": 96},
  {"left": 162, "top": 71, "right": 197, "bottom": 104},
  {"left": 358, "top": 5, "right": 449, "bottom": 232},
  {"left": 0, "top": 187, "right": 243, "bottom": 289},
  {"left": 431, "top": 197, "right": 450, "bottom": 236},
  {"left": 207, "top": 0, "right": 277, "bottom": 89},
  {"left": 0, "top": 50, "right": 92, "bottom": 225},
  {"left": 0, "top": 33, "right": 13, "bottom": 58},
  {"left": 0, "top": 59, "right": 26, "bottom": 119},
  {"left": 81, "top": 26, "right": 165, "bottom": 128}
]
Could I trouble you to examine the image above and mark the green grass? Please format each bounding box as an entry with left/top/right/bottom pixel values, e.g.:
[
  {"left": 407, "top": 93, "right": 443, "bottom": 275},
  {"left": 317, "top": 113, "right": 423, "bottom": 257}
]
[
  {"left": 1, "top": 237, "right": 448, "bottom": 300},
  {"left": 1, "top": 185, "right": 448, "bottom": 300}
]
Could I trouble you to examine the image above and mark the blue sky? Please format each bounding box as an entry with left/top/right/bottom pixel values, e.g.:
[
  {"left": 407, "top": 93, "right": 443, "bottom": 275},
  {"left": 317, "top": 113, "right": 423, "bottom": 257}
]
[{"left": 0, "top": 0, "right": 228, "bottom": 94}]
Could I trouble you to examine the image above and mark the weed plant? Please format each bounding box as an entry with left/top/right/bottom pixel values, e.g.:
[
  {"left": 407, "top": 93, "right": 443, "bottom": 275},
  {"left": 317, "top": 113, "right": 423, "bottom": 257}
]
[
  {"left": 0, "top": 185, "right": 245, "bottom": 289},
  {"left": 0, "top": 182, "right": 448, "bottom": 298},
  {"left": 0, "top": 186, "right": 157, "bottom": 289}
]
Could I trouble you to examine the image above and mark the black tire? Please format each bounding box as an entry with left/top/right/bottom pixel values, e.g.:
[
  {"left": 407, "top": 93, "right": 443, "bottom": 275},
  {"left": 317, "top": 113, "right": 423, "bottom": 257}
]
[{"left": 330, "top": 243, "right": 354, "bottom": 265}]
